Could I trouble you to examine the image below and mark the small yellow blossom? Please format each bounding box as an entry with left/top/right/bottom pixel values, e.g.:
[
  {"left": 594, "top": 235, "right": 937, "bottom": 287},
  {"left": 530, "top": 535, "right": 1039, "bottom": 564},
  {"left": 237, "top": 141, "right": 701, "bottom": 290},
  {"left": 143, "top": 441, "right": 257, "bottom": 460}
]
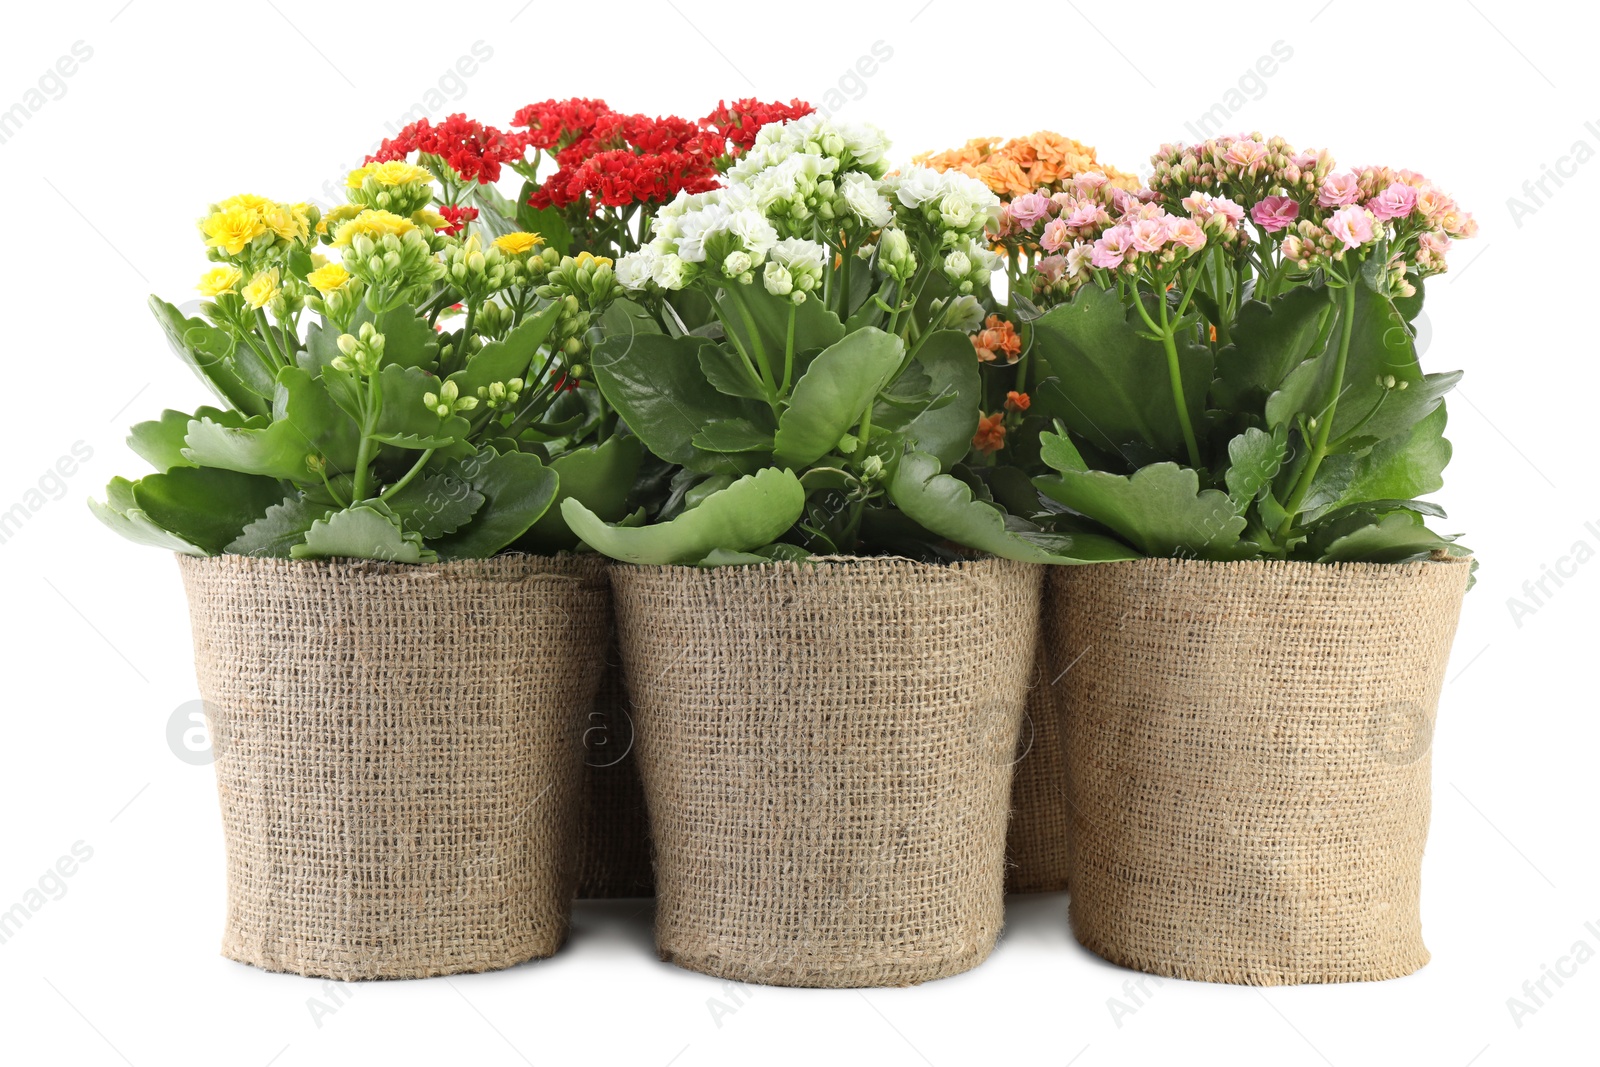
[
  {"left": 316, "top": 202, "right": 364, "bottom": 236},
  {"left": 573, "top": 251, "right": 613, "bottom": 268},
  {"left": 241, "top": 268, "right": 281, "bottom": 310},
  {"left": 197, "top": 265, "right": 242, "bottom": 297},
  {"left": 412, "top": 207, "right": 448, "bottom": 231},
  {"left": 215, "top": 193, "right": 273, "bottom": 214},
  {"left": 347, "top": 161, "right": 433, "bottom": 189},
  {"left": 261, "top": 202, "right": 311, "bottom": 242},
  {"left": 201, "top": 206, "right": 268, "bottom": 256},
  {"left": 492, "top": 231, "right": 543, "bottom": 255},
  {"left": 332, "top": 209, "right": 416, "bottom": 246},
  {"left": 306, "top": 262, "right": 351, "bottom": 295}
]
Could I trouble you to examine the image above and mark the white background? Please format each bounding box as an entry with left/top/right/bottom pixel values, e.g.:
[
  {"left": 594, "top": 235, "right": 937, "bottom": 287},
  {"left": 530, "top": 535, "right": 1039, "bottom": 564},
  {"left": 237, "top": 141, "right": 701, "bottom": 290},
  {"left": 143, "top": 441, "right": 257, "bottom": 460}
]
[{"left": 1, "top": 1, "right": 1595, "bottom": 1064}]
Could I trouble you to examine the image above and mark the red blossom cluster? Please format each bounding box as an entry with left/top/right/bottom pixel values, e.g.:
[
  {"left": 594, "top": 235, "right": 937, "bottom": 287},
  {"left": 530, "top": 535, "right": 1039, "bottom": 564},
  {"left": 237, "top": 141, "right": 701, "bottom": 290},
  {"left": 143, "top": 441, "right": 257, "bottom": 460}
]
[
  {"left": 436, "top": 204, "right": 479, "bottom": 236},
  {"left": 369, "top": 114, "right": 527, "bottom": 184},
  {"left": 511, "top": 96, "right": 815, "bottom": 212}
]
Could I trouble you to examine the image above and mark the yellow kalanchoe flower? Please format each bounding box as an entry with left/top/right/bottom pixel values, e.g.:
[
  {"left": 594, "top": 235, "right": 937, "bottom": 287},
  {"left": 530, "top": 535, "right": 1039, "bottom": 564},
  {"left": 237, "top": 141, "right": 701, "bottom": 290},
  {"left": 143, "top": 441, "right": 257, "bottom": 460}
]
[
  {"left": 412, "top": 207, "right": 449, "bottom": 231},
  {"left": 241, "top": 268, "right": 281, "bottom": 310},
  {"left": 306, "top": 262, "right": 351, "bottom": 295},
  {"left": 573, "top": 250, "right": 613, "bottom": 268},
  {"left": 316, "top": 202, "right": 364, "bottom": 237},
  {"left": 347, "top": 161, "right": 433, "bottom": 189},
  {"left": 332, "top": 208, "right": 416, "bottom": 246},
  {"left": 492, "top": 231, "right": 543, "bottom": 255},
  {"left": 201, "top": 205, "right": 268, "bottom": 256},
  {"left": 215, "top": 193, "right": 273, "bottom": 214},
  {"left": 261, "top": 202, "right": 312, "bottom": 243},
  {"left": 197, "top": 265, "right": 242, "bottom": 297}
]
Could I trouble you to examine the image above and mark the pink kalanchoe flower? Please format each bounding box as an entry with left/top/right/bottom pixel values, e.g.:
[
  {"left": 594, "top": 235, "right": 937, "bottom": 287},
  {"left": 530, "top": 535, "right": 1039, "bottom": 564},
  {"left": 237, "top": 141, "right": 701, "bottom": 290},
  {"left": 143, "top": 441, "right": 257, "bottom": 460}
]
[
  {"left": 1129, "top": 216, "right": 1171, "bottom": 252},
  {"left": 1169, "top": 217, "right": 1207, "bottom": 251},
  {"left": 1419, "top": 230, "right": 1452, "bottom": 255},
  {"left": 989, "top": 203, "right": 1020, "bottom": 239},
  {"left": 1326, "top": 205, "right": 1375, "bottom": 249},
  {"left": 1010, "top": 192, "right": 1053, "bottom": 228},
  {"left": 1091, "top": 225, "right": 1133, "bottom": 268},
  {"left": 1223, "top": 139, "right": 1270, "bottom": 173},
  {"left": 1416, "top": 185, "right": 1455, "bottom": 222},
  {"left": 1075, "top": 172, "right": 1110, "bottom": 192},
  {"left": 1251, "top": 195, "right": 1301, "bottom": 233},
  {"left": 1040, "top": 217, "right": 1071, "bottom": 253},
  {"left": 1034, "top": 254, "right": 1067, "bottom": 285},
  {"left": 1064, "top": 201, "right": 1109, "bottom": 233},
  {"left": 1135, "top": 188, "right": 1161, "bottom": 204},
  {"left": 1317, "top": 172, "right": 1362, "bottom": 207},
  {"left": 1212, "top": 196, "right": 1246, "bottom": 225},
  {"left": 1366, "top": 182, "right": 1419, "bottom": 221}
]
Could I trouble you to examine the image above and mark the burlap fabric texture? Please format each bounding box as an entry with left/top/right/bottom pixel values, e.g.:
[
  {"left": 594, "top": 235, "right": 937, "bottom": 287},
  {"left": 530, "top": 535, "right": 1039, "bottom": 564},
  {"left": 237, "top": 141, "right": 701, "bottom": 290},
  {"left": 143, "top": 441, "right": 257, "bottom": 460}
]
[
  {"left": 612, "top": 556, "right": 1044, "bottom": 988},
  {"left": 1050, "top": 555, "right": 1472, "bottom": 985},
  {"left": 178, "top": 553, "right": 610, "bottom": 980},
  {"left": 574, "top": 634, "right": 655, "bottom": 898},
  {"left": 1004, "top": 625, "right": 1071, "bottom": 894}
]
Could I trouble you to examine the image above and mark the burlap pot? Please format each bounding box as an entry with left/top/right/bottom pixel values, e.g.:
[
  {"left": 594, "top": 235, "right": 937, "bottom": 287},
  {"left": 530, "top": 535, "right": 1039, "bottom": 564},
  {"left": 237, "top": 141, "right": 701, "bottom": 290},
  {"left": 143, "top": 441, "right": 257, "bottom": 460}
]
[
  {"left": 612, "top": 556, "right": 1044, "bottom": 988},
  {"left": 1050, "top": 555, "right": 1472, "bottom": 985},
  {"left": 574, "top": 635, "right": 655, "bottom": 898},
  {"left": 1005, "top": 628, "right": 1070, "bottom": 894},
  {"left": 178, "top": 552, "right": 610, "bottom": 980}
]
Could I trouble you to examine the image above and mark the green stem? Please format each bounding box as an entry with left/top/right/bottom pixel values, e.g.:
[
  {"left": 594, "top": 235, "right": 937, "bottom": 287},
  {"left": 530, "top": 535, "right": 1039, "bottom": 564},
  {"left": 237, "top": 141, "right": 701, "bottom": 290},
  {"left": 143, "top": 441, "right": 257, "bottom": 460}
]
[
  {"left": 781, "top": 302, "right": 797, "bottom": 397},
  {"left": 1275, "top": 282, "right": 1358, "bottom": 543},
  {"left": 379, "top": 448, "right": 435, "bottom": 501},
  {"left": 1156, "top": 291, "right": 1203, "bottom": 469},
  {"left": 255, "top": 310, "right": 286, "bottom": 369},
  {"left": 350, "top": 371, "right": 383, "bottom": 502}
]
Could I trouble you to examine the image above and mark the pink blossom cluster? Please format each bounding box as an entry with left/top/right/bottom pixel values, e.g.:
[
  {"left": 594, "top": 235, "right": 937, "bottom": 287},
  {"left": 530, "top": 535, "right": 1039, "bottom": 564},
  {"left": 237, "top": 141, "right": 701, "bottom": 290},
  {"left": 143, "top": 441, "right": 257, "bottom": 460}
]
[
  {"left": 989, "top": 171, "right": 1156, "bottom": 252},
  {"left": 1150, "top": 133, "right": 1332, "bottom": 205}
]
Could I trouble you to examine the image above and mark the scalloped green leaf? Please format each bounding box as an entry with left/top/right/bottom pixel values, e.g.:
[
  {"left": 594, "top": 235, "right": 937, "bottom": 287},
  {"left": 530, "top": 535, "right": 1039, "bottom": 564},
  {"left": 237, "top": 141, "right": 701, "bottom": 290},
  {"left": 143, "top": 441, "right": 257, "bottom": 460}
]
[
  {"left": 561, "top": 467, "right": 805, "bottom": 565},
  {"left": 445, "top": 300, "right": 562, "bottom": 396},
  {"left": 1034, "top": 461, "right": 1247, "bottom": 559},
  {"left": 290, "top": 504, "right": 436, "bottom": 562},
  {"left": 130, "top": 467, "right": 284, "bottom": 555},
  {"left": 431, "top": 448, "right": 559, "bottom": 560},
  {"left": 225, "top": 494, "right": 333, "bottom": 557},
  {"left": 89, "top": 477, "right": 207, "bottom": 554},
  {"left": 889, "top": 451, "right": 1137, "bottom": 564}
]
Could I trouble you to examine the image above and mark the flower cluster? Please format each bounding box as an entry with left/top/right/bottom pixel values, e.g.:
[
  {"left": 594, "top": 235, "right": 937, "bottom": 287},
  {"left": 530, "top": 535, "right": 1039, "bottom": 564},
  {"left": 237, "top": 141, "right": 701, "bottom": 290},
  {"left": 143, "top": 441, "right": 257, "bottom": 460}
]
[
  {"left": 914, "top": 132, "right": 1139, "bottom": 199},
  {"left": 1147, "top": 133, "right": 1477, "bottom": 294},
  {"left": 701, "top": 97, "right": 815, "bottom": 157},
  {"left": 369, "top": 114, "right": 529, "bottom": 188}
]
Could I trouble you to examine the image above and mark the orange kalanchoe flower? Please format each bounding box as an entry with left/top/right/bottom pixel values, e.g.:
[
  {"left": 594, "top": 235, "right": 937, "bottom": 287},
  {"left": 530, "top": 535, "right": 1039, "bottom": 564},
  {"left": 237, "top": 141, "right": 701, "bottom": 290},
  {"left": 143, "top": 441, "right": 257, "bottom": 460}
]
[
  {"left": 1004, "top": 390, "right": 1031, "bottom": 413},
  {"left": 914, "top": 130, "right": 1140, "bottom": 200},
  {"left": 971, "top": 315, "right": 1022, "bottom": 364},
  {"left": 972, "top": 412, "right": 1007, "bottom": 455}
]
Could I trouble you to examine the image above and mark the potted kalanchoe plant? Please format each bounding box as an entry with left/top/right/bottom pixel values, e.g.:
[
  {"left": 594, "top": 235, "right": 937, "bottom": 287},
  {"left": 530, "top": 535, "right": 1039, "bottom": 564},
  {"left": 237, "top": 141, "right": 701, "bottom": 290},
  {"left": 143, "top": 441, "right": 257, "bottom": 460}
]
[
  {"left": 1010, "top": 133, "right": 1477, "bottom": 985},
  {"left": 560, "top": 113, "right": 1129, "bottom": 988},
  {"left": 91, "top": 149, "right": 631, "bottom": 979}
]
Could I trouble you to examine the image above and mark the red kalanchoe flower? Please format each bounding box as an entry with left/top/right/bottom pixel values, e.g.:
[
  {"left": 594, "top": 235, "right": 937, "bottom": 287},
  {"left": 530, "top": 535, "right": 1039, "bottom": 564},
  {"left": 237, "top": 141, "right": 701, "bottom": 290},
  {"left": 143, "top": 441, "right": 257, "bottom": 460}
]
[
  {"left": 369, "top": 114, "right": 527, "bottom": 184},
  {"left": 512, "top": 97, "right": 613, "bottom": 152},
  {"left": 700, "top": 97, "right": 814, "bottom": 155},
  {"left": 436, "top": 204, "right": 479, "bottom": 236}
]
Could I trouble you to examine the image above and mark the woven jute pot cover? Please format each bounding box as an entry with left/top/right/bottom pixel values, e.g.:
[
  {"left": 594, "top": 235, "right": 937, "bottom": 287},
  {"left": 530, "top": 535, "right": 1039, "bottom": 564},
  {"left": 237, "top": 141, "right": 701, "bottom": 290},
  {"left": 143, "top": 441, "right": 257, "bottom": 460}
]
[
  {"left": 612, "top": 556, "right": 1044, "bottom": 988},
  {"left": 1005, "top": 626, "right": 1070, "bottom": 894},
  {"left": 178, "top": 552, "right": 610, "bottom": 980},
  {"left": 1050, "top": 555, "right": 1472, "bottom": 985},
  {"left": 574, "top": 634, "right": 655, "bottom": 898}
]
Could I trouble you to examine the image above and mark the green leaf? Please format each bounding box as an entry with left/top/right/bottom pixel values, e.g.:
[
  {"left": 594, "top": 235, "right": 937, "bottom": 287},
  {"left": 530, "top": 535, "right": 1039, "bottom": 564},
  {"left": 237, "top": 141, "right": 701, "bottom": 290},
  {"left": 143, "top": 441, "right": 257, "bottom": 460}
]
[
  {"left": 291, "top": 505, "right": 436, "bottom": 563},
  {"left": 128, "top": 407, "right": 257, "bottom": 473},
  {"left": 1031, "top": 285, "right": 1212, "bottom": 465},
  {"left": 889, "top": 451, "right": 1137, "bottom": 563},
  {"left": 1308, "top": 403, "right": 1452, "bottom": 519},
  {"left": 773, "top": 327, "right": 903, "bottom": 468},
  {"left": 561, "top": 467, "right": 805, "bottom": 565},
  {"left": 1213, "top": 288, "right": 1331, "bottom": 413},
  {"left": 1038, "top": 429, "right": 1089, "bottom": 474},
  {"left": 698, "top": 342, "right": 770, "bottom": 401},
  {"left": 225, "top": 494, "right": 333, "bottom": 557},
  {"left": 89, "top": 477, "right": 206, "bottom": 554},
  {"left": 383, "top": 473, "right": 485, "bottom": 538},
  {"left": 446, "top": 301, "right": 562, "bottom": 396},
  {"left": 131, "top": 467, "right": 284, "bottom": 555},
  {"left": 183, "top": 366, "right": 362, "bottom": 480},
  {"left": 692, "top": 418, "right": 774, "bottom": 453},
  {"left": 431, "top": 448, "right": 559, "bottom": 560},
  {"left": 516, "top": 435, "right": 645, "bottom": 554},
  {"left": 589, "top": 331, "right": 762, "bottom": 472},
  {"left": 599, "top": 296, "right": 664, "bottom": 338},
  {"left": 890, "top": 330, "right": 980, "bottom": 468},
  {"left": 374, "top": 364, "right": 465, "bottom": 444},
  {"left": 371, "top": 307, "right": 442, "bottom": 370},
  {"left": 1314, "top": 508, "right": 1455, "bottom": 563},
  {"left": 1034, "top": 461, "right": 1247, "bottom": 559},
  {"left": 1223, "top": 426, "right": 1288, "bottom": 511},
  {"left": 1266, "top": 285, "right": 1446, "bottom": 445},
  {"left": 149, "top": 296, "right": 269, "bottom": 417}
]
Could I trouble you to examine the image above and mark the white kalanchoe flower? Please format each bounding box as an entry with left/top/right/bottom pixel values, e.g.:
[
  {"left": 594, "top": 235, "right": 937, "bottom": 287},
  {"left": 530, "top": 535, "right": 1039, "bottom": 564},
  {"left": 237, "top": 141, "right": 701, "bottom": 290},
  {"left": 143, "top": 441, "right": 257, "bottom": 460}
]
[
  {"left": 722, "top": 249, "right": 753, "bottom": 279},
  {"left": 763, "top": 261, "right": 794, "bottom": 298},
  {"left": 892, "top": 165, "right": 948, "bottom": 209},
  {"left": 877, "top": 227, "right": 917, "bottom": 281},
  {"left": 935, "top": 170, "right": 1001, "bottom": 236},
  {"left": 765, "top": 237, "right": 827, "bottom": 303},
  {"left": 651, "top": 252, "right": 694, "bottom": 290},
  {"left": 942, "top": 248, "right": 972, "bottom": 283},
  {"left": 840, "top": 172, "right": 894, "bottom": 227},
  {"left": 931, "top": 293, "right": 986, "bottom": 332},
  {"left": 615, "top": 246, "right": 659, "bottom": 290}
]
